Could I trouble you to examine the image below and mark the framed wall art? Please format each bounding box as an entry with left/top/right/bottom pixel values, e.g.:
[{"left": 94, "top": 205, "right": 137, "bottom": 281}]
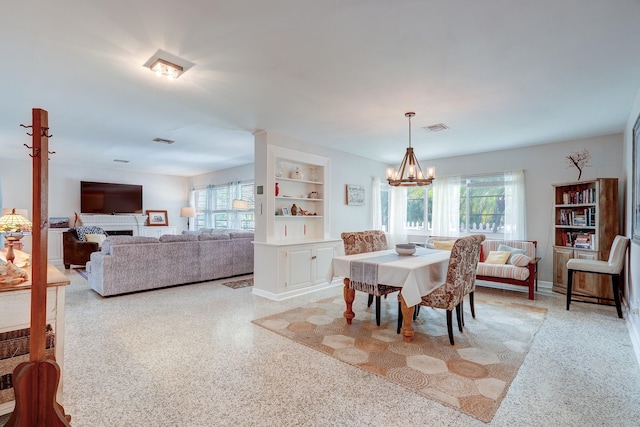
[
  {"left": 146, "top": 210, "right": 168, "bottom": 226},
  {"left": 633, "top": 114, "right": 640, "bottom": 242},
  {"left": 346, "top": 184, "right": 365, "bottom": 206}
]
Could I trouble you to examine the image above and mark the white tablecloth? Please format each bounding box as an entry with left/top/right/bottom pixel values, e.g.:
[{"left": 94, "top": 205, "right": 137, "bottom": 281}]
[{"left": 326, "top": 248, "right": 450, "bottom": 307}]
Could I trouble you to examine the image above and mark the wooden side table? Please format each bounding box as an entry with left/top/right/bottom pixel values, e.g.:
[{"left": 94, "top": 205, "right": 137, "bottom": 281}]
[{"left": 0, "top": 264, "right": 70, "bottom": 415}]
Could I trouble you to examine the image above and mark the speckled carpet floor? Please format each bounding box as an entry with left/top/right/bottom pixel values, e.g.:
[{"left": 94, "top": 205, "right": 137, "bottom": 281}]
[{"left": 253, "top": 295, "right": 546, "bottom": 423}]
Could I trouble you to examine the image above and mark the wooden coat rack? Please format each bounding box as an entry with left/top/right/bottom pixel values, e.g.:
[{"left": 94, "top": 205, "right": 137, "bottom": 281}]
[{"left": 4, "top": 109, "right": 71, "bottom": 426}]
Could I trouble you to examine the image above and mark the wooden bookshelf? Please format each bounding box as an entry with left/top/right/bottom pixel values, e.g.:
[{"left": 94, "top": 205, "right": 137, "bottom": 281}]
[{"left": 552, "top": 178, "right": 619, "bottom": 303}]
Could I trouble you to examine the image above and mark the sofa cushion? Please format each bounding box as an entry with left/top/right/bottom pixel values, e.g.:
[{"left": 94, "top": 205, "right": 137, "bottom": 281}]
[
  {"left": 73, "top": 226, "right": 105, "bottom": 242},
  {"left": 477, "top": 262, "right": 531, "bottom": 281},
  {"left": 199, "top": 233, "right": 230, "bottom": 241},
  {"left": 482, "top": 240, "right": 536, "bottom": 260},
  {"left": 159, "top": 234, "right": 198, "bottom": 242},
  {"left": 228, "top": 231, "right": 254, "bottom": 239},
  {"left": 484, "top": 251, "right": 511, "bottom": 264},
  {"left": 102, "top": 236, "right": 159, "bottom": 254},
  {"left": 509, "top": 253, "right": 532, "bottom": 267}
]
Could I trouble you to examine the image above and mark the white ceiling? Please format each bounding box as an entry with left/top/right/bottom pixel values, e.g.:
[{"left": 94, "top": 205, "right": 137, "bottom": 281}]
[{"left": 1, "top": 1, "right": 640, "bottom": 177}]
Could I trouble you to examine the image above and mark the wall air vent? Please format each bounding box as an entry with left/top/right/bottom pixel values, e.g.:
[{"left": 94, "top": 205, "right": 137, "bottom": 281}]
[
  {"left": 424, "top": 123, "right": 449, "bottom": 132},
  {"left": 153, "top": 137, "right": 175, "bottom": 144}
]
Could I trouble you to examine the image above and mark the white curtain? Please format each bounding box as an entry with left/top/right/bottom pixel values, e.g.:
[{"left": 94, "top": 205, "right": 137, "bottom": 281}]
[
  {"left": 504, "top": 169, "right": 527, "bottom": 240},
  {"left": 371, "top": 177, "right": 382, "bottom": 230},
  {"left": 388, "top": 186, "right": 407, "bottom": 246},
  {"left": 432, "top": 175, "right": 461, "bottom": 237}
]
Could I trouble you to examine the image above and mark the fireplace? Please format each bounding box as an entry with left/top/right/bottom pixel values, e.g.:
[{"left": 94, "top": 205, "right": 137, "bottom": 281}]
[
  {"left": 77, "top": 214, "right": 147, "bottom": 236},
  {"left": 105, "top": 230, "right": 134, "bottom": 236}
]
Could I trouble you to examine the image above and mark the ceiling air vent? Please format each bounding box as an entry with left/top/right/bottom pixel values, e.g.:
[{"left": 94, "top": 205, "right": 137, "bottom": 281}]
[
  {"left": 113, "top": 159, "right": 130, "bottom": 163},
  {"left": 153, "top": 137, "right": 175, "bottom": 144},
  {"left": 424, "top": 123, "right": 449, "bottom": 132}
]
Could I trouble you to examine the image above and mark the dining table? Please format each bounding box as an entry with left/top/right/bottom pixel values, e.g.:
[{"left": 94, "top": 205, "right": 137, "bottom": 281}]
[{"left": 326, "top": 247, "right": 450, "bottom": 342}]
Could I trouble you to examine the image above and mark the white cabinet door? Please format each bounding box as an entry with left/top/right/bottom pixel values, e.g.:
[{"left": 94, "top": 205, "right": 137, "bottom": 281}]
[
  {"left": 314, "top": 244, "right": 337, "bottom": 284},
  {"left": 284, "top": 246, "right": 313, "bottom": 290},
  {"left": 48, "top": 228, "right": 67, "bottom": 265}
]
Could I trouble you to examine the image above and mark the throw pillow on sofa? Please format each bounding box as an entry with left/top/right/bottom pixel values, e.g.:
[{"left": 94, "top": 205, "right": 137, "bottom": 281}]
[
  {"left": 74, "top": 226, "right": 105, "bottom": 242},
  {"left": 85, "top": 233, "right": 106, "bottom": 248},
  {"left": 497, "top": 244, "right": 526, "bottom": 262},
  {"left": 484, "top": 250, "right": 511, "bottom": 264},
  {"left": 433, "top": 240, "right": 456, "bottom": 250},
  {"left": 509, "top": 253, "right": 532, "bottom": 267}
]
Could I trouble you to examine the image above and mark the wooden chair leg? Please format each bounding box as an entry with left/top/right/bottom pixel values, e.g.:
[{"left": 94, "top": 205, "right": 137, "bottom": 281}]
[
  {"left": 612, "top": 275, "right": 623, "bottom": 319},
  {"left": 446, "top": 310, "right": 454, "bottom": 345},
  {"left": 397, "top": 300, "right": 403, "bottom": 334},
  {"left": 375, "top": 296, "right": 381, "bottom": 326},
  {"left": 413, "top": 305, "right": 420, "bottom": 319},
  {"left": 460, "top": 299, "right": 465, "bottom": 327},
  {"left": 469, "top": 291, "right": 475, "bottom": 319},
  {"left": 566, "top": 269, "right": 574, "bottom": 311},
  {"left": 455, "top": 304, "right": 463, "bottom": 332},
  {"left": 367, "top": 294, "right": 374, "bottom": 308}
]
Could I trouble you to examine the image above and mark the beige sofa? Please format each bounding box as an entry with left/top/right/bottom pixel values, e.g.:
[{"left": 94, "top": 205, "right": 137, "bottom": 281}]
[
  {"left": 427, "top": 237, "right": 538, "bottom": 300},
  {"left": 87, "top": 230, "right": 253, "bottom": 296}
]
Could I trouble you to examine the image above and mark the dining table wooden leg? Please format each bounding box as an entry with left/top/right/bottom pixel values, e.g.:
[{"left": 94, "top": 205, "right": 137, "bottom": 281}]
[
  {"left": 399, "top": 295, "right": 415, "bottom": 343},
  {"left": 343, "top": 278, "right": 355, "bottom": 324}
]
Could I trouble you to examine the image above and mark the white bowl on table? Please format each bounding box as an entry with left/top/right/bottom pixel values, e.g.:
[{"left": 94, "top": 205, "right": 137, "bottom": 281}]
[{"left": 395, "top": 243, "right": 417, "bottom": 256}]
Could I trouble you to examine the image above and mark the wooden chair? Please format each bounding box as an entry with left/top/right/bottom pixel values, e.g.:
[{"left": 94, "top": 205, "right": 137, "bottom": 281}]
[
  {"left": 461, "top": 234, "right": 486, "bottom": 322},
  {"left": 399, "top": 235, "right": 483, "bottom": 345},
  {"left": 566, "top": 235, "right": 629, "bottom": 318},
  {"left": 341, "top": 230, "right": 400, "bottom": 326}
]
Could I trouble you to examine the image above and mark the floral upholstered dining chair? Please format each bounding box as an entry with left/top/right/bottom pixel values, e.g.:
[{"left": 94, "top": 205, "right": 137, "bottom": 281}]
[
  {"left": 400, "top": 234, "right": 484, "bottom": 345},
  {"left": 340, "top": 230, "right": 400, "bottom": 326}
]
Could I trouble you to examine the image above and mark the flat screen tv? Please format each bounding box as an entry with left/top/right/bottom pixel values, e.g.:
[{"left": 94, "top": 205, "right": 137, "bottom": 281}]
[{"left": 81, "top": 181, "right": 143, "bottom": 214}]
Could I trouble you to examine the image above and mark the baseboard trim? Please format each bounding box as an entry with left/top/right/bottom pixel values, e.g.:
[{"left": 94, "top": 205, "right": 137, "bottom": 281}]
[{"left": 252, "top": 280, "right": 342, "bottom": 301}]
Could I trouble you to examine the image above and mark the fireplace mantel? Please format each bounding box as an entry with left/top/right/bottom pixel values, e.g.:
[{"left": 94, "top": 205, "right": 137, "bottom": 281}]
[{"left": 77, "top": 214, "right": 148, "bottom": 235}]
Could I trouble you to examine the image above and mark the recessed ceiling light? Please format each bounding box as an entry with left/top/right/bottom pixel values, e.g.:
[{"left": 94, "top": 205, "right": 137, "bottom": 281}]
[
  {"left": 113, "top": 159, "right": 130, "bottom": 163},
  {"left": 153, "top": 137, "right": 175, "bottom": 144},
  {"left": 424, "top": 123, "right": 449, "bottom": 132}
]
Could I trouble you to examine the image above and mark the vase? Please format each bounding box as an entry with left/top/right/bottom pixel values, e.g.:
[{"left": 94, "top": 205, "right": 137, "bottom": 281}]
[
  {"left": 275, "top": 182, "right": 279, "bottom": 196},
  {"left": 275, "top": 161, "right": 283, "bottom": 178}
]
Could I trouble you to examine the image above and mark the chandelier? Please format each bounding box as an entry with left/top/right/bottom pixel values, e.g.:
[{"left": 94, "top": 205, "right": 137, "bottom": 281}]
[{"left": 386, "top": 112, "right": 435, "bottom": 187}]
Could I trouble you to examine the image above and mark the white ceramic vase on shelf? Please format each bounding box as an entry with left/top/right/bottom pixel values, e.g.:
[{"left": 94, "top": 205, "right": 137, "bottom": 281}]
[{"left": 291, "top": 167, "right": 304, "bottom": 180}]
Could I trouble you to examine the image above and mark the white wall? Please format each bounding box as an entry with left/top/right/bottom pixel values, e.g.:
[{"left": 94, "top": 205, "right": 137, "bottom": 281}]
[{"left": 0, "top": 157, "right": 190, "bottom": 236}]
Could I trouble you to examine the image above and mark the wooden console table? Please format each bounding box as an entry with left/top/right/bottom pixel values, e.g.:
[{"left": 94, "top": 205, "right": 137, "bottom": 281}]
[{"left": 0, "top": 264, "right": 70, "bottom": 416}]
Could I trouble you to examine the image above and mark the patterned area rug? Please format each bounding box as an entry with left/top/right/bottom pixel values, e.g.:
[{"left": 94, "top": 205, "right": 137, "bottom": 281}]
[
  {"left": 253, "top": 295, "right": 546, "bottom": 423},
  {"left": 221, "top": 277, "right": 253, "bottom": 289},
  {"left": 74, "top": 268, "right": 88, "bottom": 280}
]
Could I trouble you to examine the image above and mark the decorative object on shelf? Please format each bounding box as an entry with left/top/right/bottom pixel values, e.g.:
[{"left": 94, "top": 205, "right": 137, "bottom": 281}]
[
  {"left": 281, "top": 207, "right": 290, "bottom": 216},
  {"left": 346, "top": 184, "right": 365, "bottom": 206},
  {"left": 291, "top": 204, "right": 298, "bottom": 216},
  {"left": 275, "top": 182, "right": 280, "bottom": 196},
  {"left": 146, "top": 210, "right": 168, "bottom": 226},
  {"left": 565, "top": 147, "right": 591, "bottom": 180},
  {"left": 386, "top": 112, "right": 435, "bottom": 187},
  {"left": 49, "top": 216, "right": 70, "bottom": 228},
  {"left": 309, "top": 191, "right": 319, "bottom": 199},
  {"left": 256, "top": 185, "right": 263, "bottom": 195},
  {"left": 0, "top": 208, "right": 32, "bottom": 264},
  {"left": 291, "top": 167, "right": 304, "bottom": 180},
  {"left": 275, "top": 161, "right": 284, "bottom": 177},
  {"left": 180, "top": 207, "right": 195, "bottom": 229},
  {"left": 309, "top": 167, "right": 318, "bottom": 182}
]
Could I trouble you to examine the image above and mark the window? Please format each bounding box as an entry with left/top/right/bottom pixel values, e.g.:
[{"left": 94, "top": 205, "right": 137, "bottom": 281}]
[
  {"left": 406, "top": 186, "right": 433, "bottom": 231},
  {"left": 380, "top": 185, "right": 390, "bottom": 232},
  {"left": 460, "top": 175, "right": 505, "bottom": 234},
  {"left": 191, "top": 181, "right": 255, "bottom": 230}
]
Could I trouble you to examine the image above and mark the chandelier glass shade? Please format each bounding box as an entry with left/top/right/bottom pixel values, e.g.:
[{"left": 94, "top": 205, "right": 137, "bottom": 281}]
[{"left": 386, "top": 112, "right": 435, "bottom": 187}]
